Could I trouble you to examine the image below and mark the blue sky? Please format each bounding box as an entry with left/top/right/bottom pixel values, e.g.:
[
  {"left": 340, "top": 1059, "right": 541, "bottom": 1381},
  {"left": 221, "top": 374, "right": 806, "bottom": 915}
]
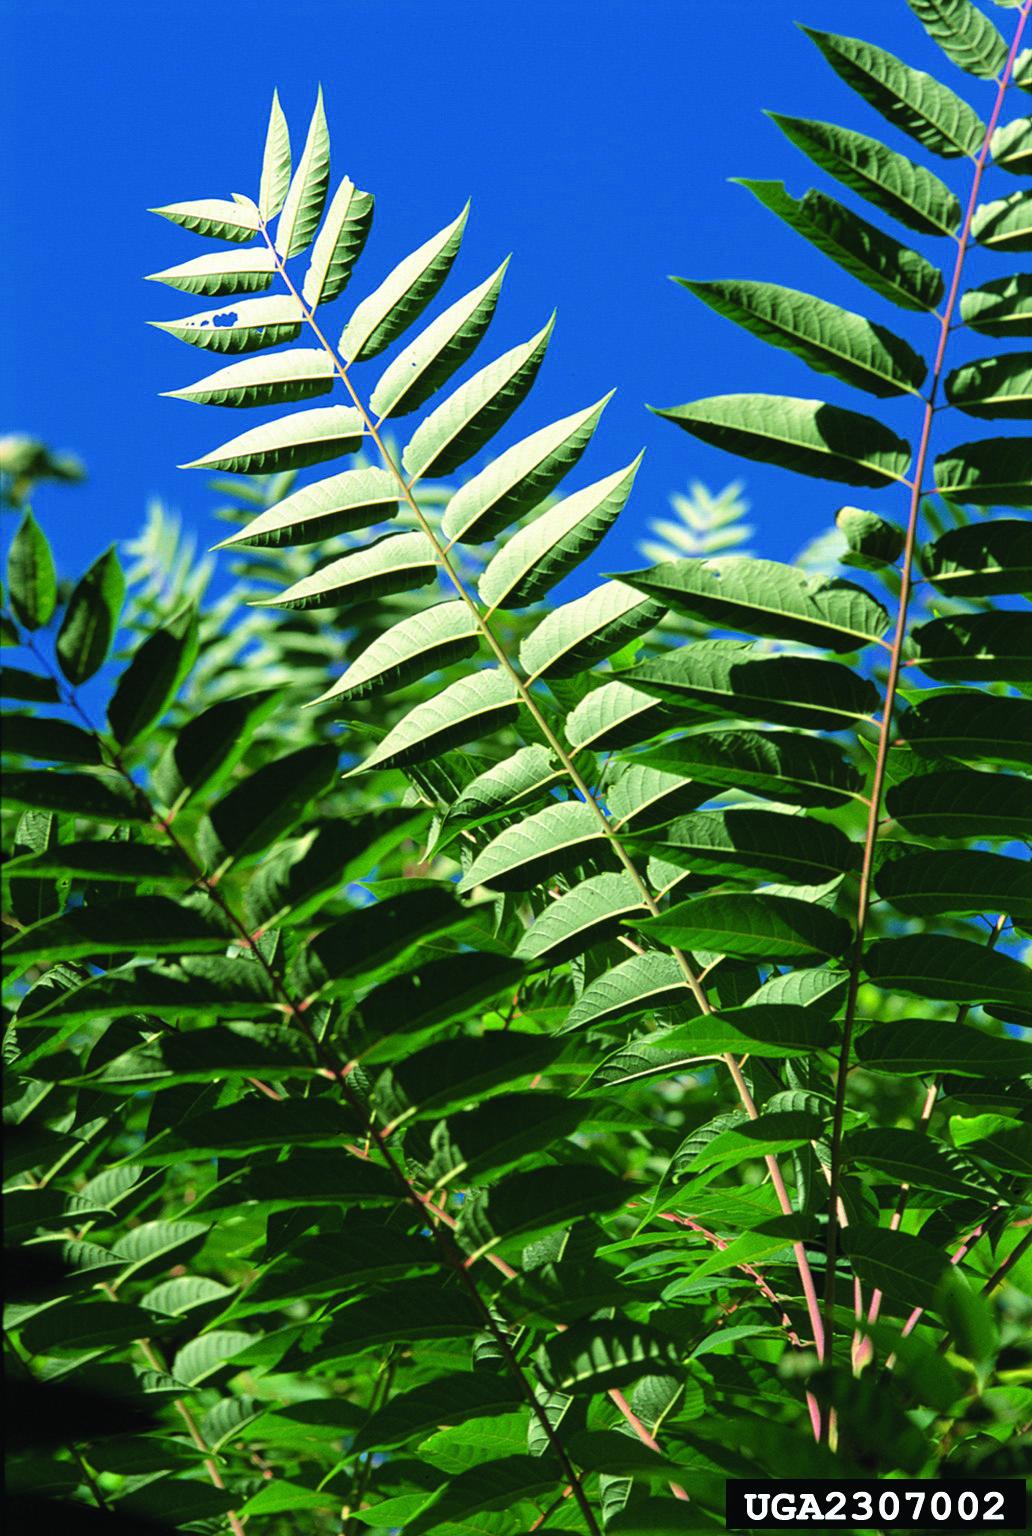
[{"left": 1, "top": 0, "right": 1020, "bottom": 587}]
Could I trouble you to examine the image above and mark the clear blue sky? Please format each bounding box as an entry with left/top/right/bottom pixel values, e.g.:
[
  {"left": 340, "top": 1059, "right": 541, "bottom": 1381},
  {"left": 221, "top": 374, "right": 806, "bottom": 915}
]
[{"left": 0, "top": 0, "right": 1018, "bottom": 584}]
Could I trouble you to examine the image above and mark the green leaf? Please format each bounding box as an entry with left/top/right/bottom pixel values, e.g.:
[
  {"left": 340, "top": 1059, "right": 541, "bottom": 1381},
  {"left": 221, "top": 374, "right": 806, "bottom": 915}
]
[
  {"left": 934, "top": 437, "right": 1032, "bottom": 507},
  {"left": 402, "top": 316, "right": 554, "bottom": 480},
  {"left": 204, "top": 1150, "right": 395, "bottom": 1212},
  {"left": 21, "top": 1299, "right": 161, "bottom": 1355},
  {"left": 514, "top": 873, "right": 647, "bottom": 965},
  {"left": 354, "top": 1375, "right": 521, "bottom": 1454},
  {"left": 153, "top": 688, "right": 281, "bottom": 807},
  {"left": 837, "top": 506, "right": 905, "bottom": 567},
  {"left": 1, "top": 665, "right": 59, "bottom": 703},
  {"left": 478, "top": 454, "right": 644, "bottom": 611},
  {"left": 448, "top": 744, "right": 562, "bottom": 823},
  {"left": 314, "top": 601, "right": 479, "bottom": 704},
  {"left": 424, "top": 1092, "right": 587, "bottom": 1186},
  {"left": 145, "top": 248, "right": 276, "bottom": 297},
  {"left": 55, "top": 546, "right": 124, "bottom": 684},
  {"left": 371, "top": 259, "right": 509, "bottom": 420},
  {"left": 148, "top": 1099, "right": 359, "bottom": 1161},
  {"left": 562, "top": 951, "right": 697, "bottom": 1033},
  {"left": 2, "top": 840, "right": 181, "bottom": 883},
  {"left": 857, "top": 1017, "right": 1032, "bottom": 1076},
  {"left": 951, "top": 1116, "right": 1032, "bottom": 1176},
  {"left": 652, "top": 394, "right": 911, "bottom": 487},
  {"left": 565, "top": 680, "right": 670, "bottom": 752},
  {"left": 803, "top": 28, "right": 985, "bottom": 157},
  {"left": 768, "top": 113, "right": 961, "bottom": 236},
  {"left": 373, "top": 1031, "right": 564, "bottom": 1124},
  {"left": 343, "top": 956, "right": 525, "bottom": 1061},
  {"left": 660, "top": 1003, "right": 838, "bottom": 1059},
  {"left": 736, "top": 179, "right": 944, "bottom": 311},
  {"left": 886, "top": 767, "right": 1032, "bottom": 838},
  {"left": 3, "top": 714, "right": 101, "bottom": 764},
  {"left": 274, "top": 87, "right": 330, "bottom": 258},
  {"left": 457, "top": 1165, "right": 629, "bottom": 1261},
  {"left": 625, "top": 639, "right": 880, "bottom": 731},
  {"left": 406, "top": 1456, "right": 561, "bottom": 1536},
  {"left": 442, "top": 393, "right": 613, "bottom": 545},
  {"left": 844, "top": 1128, "right": 994, "bottom": 1198},
  {"left": 684, "top": 1110, "right": 823, "bottom": 1171},
  {"left": 341, "top": 202, "right": 469, "bottom": 362},
  {"left": 905, "top": 0, "right": 1008, "bottom": 79},
  {"left": 923, "top": 517, "right": 1032, "bottom": 595},
  {"left": 872, "top": 847, "right": 1025, "bottom": 915},
  {"left": 213, "top": 465, "right": 396, "bottom": 547},
  {"left": 536, "top": 1320, "right": 680, "bottom": 1394},
  {"left": 354, "top": 669, "right": 520, "bottom": 773},
  {"left": 291, "top": 885, "right": 470, "bottom": 994},
  {"left": 912, "top": 611, "right": 1032, "bottom": 681},
  {"left": 972, "top": 191, "right": 1032, "bottom": 253},
  {"left": 257, "top": 530, "right": 436, "bottom": 610},
  {"left": 639, "top": 727, "right": 864, "bottom": 808},
  {"left": 198, "top": 743, "right": 337, "bottom": 863},
  {"left": 678, "top": 277, "right": 926, "bottom": 397},
  {"left": 302, "top": 176, "right": 374, "bottom": 307},
  {"left": 258, "top": 88, "right": 291, "bottom": 220},
  {"left": 617, "top": 554, "right": 890, "bottom": 651},
  {"left": 107, "top": 605, "right": 198, "bottom": 746},
  {"left": 648, "top": 808, "right": 857, "bottom": 886},
  {"left": 150, "top": 197, "right": 260, "bottom": 243},
  {"left": 6, "top": 511, "right": 56, "bottom": 630},
  {"left": 181, "top": 404, "right": 363, "bottom": 475},
  {"left": 992, "top": 114, "right": 1032, "bottom": 175},
  {"left": 937, "top": 1270, "right": 999, "bottom": 1365},
  {"left": 150, "top": 294, "right": 303, "bottom": 354},
  {"left": 3, "top": 895, "right": 230, "bottom": 978},
  {"left": 164, "top": 348, "right": 335, "bottom": 409},
  {"left": 901, "top": 691, "right": 1032, "bottom": 769},
  {"left": 607, "top": 763, "right": 712, "bottom": 830},
  {"left": 634, "top": 892, "right": 852, "bottom": 961},
  {"left": 945, "top": 351, "right": 1032, "bottom": 418},
  {"left": 2, "top": 767, "right": 148, "bottom": 820},
  {"left": 520, "top": 581, "right": 663, "bottom": 680},
  {"left": 173, "top": 1330, "right": 254, "bottom": 1386},
  {"left": 458, "top": 799, "right": 607, "bottom": 893},
  {"left": 865, "top": 934, "right": 1031, "bottom": 1006},
  {"left": 960, "top": 273, "right": 1032, "bottom": 336},
  {"left": 843, "top": 1225, "right": 949, "bottom": 1313}
]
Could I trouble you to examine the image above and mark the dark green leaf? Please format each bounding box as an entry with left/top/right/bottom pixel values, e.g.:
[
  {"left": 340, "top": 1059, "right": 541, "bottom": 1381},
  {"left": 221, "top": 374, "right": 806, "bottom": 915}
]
[
  {"left": 107, "top": 605, "right": 199, "bottom": 746},
  {"left": 55, "top": 547, "right": 125, "bottom": 684}
]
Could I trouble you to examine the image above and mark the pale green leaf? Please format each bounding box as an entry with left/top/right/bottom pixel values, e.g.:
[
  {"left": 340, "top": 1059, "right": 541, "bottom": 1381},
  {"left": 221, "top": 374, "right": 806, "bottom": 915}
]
[
  {"left": 448, "top": 744, "right": 563, "bottom": 822},
  {"left": 313, "top": 601, "right": 479, "bottom": 704},
  {"left": 561, "top": 951, "right": 696, "bottom": 1033},
  {"left": 992, "top": 114, "right": 1032, "bottom": 174},
  {"left": 355, "top": 669, "right": 520, "bottom": 773},
  {"left": 301, "top": 176, "right": 374, "bottom": 307},
  {"left": 478, "top": 454, "right": 644, "bottom": 611},
  {"left": 960, "top": 273, "right": 1032, "bottom": 336},
  {"left": 972, "top": 190, "right": 1032, "bottom": 252},
  {"left": 341, "top": 202, "right": 469, "bottom": 361},
  {"left": 737, "top": 179, "right": 944, "bottom": 311},
  {"left": 274, "top": 87, "right": 330, "bottom": 258},
  {"left": 769, "top": 113, "right": 961, "bottom": 236},
  {"left": 441, "top": 392, "right": 612, "bottom": 545},
  {"left": 370, "top": 259, "right": 508, "bottom": 420},
  {"left": 804, "top": 27, "right": 985, "bottom": 157},
  {"left": 836, "top": 506, "right": 905, "bottom": 567},
  {"left": 565, "top": 680, "right": 671, "bottom": 752},
  {"left": 150, "top": 197, "right": 260, "bottom": 243},
  {"left": 519, "top": 581, "right": 663, "bottom": 680},
  {"left": 403, "top": 316, "right": 554, "bottom": 481},
  {"left": 514, "top": 873, "right": 647, "bottom": 964},
  {"left": 163, "top": 348, "right": 335, "bottom": 408},
  {"left": 652, "top": 394, "right": 912, "bottom": 487},
  {"left": 145, "top": 248, "right": 276, "bottom": 297},
  {"left": 255, "top": 529, "right": 435, "bottom": 610},
  {"left": 617, "top": 553, "right": 890, "bottom": 651},
  {"left": 180, "top": 405, "right": 363, "bottom": 474},
  {"left": 150, "top": 295, "right": 303, "bottom": 354},
  {"left": 677, "top": 277, "right": 927, "bottom": 397},
  {"left": 258, "top": 88, "right": 291, "bottom": 220},
  {"left": 213, "top": 466, "right": 396, "bottom": 547},
  {"left": 606, "top": 762, "right": 712, "bottom": 830},
  {"left": 458, "top": 799, "right": 607, "bottom": 893}
]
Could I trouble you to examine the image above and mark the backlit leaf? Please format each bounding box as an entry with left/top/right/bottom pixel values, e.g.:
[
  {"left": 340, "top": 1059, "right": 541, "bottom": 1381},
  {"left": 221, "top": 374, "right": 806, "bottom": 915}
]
[
  {"left": 341, "top": 203, "right": 469, "bottom": 361},
  {"left": 275, "top": 87, "right": 330, "bottom": 258},
  {"left": 180, "top": 405, "right": 363, "bottom": 475}
]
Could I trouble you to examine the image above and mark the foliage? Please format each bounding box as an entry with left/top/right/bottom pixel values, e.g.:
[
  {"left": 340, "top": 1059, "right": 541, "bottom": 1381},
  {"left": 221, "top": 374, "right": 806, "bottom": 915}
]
[{"left": 4, "top": 4, "right": 1032, "bottom": 1530}]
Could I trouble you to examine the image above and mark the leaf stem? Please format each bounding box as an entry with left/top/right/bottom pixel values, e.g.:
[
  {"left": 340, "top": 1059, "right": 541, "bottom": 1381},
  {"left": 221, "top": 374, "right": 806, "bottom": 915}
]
[{"left": 821, "top": 0, "right": 1032, "bottom": 1382}]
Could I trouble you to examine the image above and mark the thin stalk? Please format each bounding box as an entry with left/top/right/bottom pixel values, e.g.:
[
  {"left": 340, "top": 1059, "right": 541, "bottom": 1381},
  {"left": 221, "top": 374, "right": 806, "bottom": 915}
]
[
  {"left": 258, "top": 226, "right": 827, "bottom": 1377},
  {"left": 821, "top": 0, "right": 1032, "bottom": 1368}
]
